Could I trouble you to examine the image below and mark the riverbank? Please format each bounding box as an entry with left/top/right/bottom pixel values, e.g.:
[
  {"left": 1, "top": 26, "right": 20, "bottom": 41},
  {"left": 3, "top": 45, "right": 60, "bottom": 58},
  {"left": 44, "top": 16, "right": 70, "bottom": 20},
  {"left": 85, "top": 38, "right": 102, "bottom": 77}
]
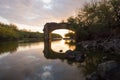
[
  {"left": 77, "top": 38, "right": 120, "bottom": 55},
  {"left": 64, "top": 38, "right": 120, "bottom": 80},
  {"left": 77, "top": 38, "right": 120, "bottom": 80}
]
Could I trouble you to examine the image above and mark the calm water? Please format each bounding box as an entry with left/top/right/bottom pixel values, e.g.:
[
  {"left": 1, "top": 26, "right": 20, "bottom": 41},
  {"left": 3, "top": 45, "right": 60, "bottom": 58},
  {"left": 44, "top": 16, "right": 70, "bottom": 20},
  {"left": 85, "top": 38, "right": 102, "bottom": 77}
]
[{"left": 0, "top": 40, "right": 85, "bottom": 80}]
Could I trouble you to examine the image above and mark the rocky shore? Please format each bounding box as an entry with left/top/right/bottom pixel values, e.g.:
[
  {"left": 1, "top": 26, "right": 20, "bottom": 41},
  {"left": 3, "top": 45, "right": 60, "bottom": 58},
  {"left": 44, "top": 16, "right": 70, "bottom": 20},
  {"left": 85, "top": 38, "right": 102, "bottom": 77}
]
[
  {"left": 66, "top": 38, "right": 120, "bottom": 80},
  {"left": 78, "top": 39, "right": 120, "bottom": 55},
  {"left": 65, "top": 50, "right": 86, "bottom": 62},
  {"left": 86, "top": 60, "right": 120, "bottom": 80}
]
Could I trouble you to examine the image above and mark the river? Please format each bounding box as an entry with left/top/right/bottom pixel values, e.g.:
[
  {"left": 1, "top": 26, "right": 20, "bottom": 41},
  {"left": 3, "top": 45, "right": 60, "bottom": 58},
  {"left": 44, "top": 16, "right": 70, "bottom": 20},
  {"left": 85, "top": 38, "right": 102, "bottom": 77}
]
[{"left": 0, "top": 40, "right": 86, "bottom": 80}]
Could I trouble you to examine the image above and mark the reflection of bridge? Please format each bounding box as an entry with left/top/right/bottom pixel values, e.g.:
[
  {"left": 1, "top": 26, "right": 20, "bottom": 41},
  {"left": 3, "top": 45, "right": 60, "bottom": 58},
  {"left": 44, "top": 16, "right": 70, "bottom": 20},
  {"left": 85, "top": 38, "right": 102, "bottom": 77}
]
[
  {"left": 43, "top": 40, "right": 81, "bottom": 65},
  {"left": 43, "top": 23, "right": 73, "bottom": 59},
  {"left": 43, "top": 41, "right": 66, "bottom": 59}
]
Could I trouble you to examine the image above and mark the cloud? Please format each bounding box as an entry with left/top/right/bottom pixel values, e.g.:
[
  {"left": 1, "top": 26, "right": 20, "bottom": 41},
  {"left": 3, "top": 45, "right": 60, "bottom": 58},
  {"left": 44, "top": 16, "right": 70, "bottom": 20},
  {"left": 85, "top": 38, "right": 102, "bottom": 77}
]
[
  {"left": 15, "top": 23, "right": 44, "bottom": 32},
  {"left": 0, "top": 0, "right": 92, "bottom": 31},
  {"left": 0, "top": 16, "right": 10, "bottom": 24}
]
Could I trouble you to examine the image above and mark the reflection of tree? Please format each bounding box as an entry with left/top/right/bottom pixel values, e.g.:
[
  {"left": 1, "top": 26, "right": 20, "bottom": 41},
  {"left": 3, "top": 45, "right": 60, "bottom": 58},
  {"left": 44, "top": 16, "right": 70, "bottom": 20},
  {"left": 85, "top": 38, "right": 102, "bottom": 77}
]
[
  {"left": 65, "top": 40, "right": 75, "bottom": 45},
  {"left": 79, "top": 50, "right": 120, "bottom": 76},
  {"left": 65, "top": 32, "right": 75, "bottom": 39},
  {"left": 64, "top": 40, "right": 76, "bottom": 50},
  {"left": 0, "top": 41, "right": 18, "bottom": 54},
  {"left": 44, "top": 40, "right": 80, "bottom": 65},
  {"left": 43, "top": 47, "right": 82, "bottom": 66},
  {"left": 81, "top": 54, "right": 101, "bottom": 75}
]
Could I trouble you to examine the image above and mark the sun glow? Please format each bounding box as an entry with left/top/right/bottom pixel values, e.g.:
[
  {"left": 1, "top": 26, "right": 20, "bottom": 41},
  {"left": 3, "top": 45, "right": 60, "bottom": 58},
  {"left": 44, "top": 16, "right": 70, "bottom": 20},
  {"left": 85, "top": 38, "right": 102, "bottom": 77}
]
[
  {"left": 52, "top": 29, "right": 71, "bottom": 38},
  {"left": 42, "top": 0, "right": 52, "bottom": 4}
]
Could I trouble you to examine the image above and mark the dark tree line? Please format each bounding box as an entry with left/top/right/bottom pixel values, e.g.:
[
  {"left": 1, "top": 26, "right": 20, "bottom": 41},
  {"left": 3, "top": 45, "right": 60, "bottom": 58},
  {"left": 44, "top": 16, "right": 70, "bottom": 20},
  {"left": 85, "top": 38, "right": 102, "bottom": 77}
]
[{"left": 66, "top": 0, "right": 120, "bottom": 41}]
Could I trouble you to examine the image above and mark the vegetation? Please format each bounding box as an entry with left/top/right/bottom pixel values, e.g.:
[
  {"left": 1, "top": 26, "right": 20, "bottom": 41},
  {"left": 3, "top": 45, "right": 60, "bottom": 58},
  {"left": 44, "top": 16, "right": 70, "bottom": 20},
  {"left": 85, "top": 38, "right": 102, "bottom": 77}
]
[
  {"left": 0, "top": 41, "right": 18, "bottom": 54},
  {"left": 66, "top": 0, "right": 120, "bottom": 42},
  {"left": 0, "top": 22, "right": 62, "bottom": 41},
  {"left": 51, "top": 33, "right": 62, "bottom": 39},
  {"left": 65, "top": 32, "right": 75, "bottom": 39}
]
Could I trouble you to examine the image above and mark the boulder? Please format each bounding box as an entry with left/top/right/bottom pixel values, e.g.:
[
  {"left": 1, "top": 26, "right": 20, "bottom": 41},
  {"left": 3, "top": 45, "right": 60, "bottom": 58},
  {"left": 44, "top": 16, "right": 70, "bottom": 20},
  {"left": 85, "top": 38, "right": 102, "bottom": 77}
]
[
  {"left": 86, "top": 72, "right": 100, "bottom": 80},
  {"left": 75, "top": 54, "right": 85, "bottom": 62},
  {"left": 97, "top": 60, "right": 118, "bottom": 79},
  {"left": 65, "top": 50, "right": 85, "bottom": 62},
  {"left": 65, "top": 50, "right": 73, "bottom": 54},
  {"left": 86, "top": 60, "right": 118, "bottom": 80},
  {"left": 65, "top": 50, "right": 75, "bottom": 59},
  {"left": 77, "top": 39, "right": 120, "bottom": 54}
]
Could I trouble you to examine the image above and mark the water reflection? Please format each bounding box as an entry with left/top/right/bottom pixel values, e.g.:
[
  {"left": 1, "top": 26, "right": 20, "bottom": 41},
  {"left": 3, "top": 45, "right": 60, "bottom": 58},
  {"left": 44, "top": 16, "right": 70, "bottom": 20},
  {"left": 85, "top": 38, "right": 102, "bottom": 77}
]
[
  {"left": 51, "top": 40, "right": 76, "bottom": 52},
  {"left": 44, "top": 40, "right": 68, "bottom": 60},
  {"left": 43, "top": 39, "right": 77, "bottom": 61},
  {"left": 41, "top": 65, "right": 54, "bottom": 80},
  {"left": 0, "top": 41, "right": 44, "bottom": 54},
  {"left": 0, "top": 40, "right": 85, "bottom": 80},
  {"left": 0, "top": 42, "right": 18, "bottom": 54},
  {"left": 0, "top": 40, "right": 76, "bottom": 59},
  {"left": 0, "top": 40, "right": 113, "bottom": 80}
]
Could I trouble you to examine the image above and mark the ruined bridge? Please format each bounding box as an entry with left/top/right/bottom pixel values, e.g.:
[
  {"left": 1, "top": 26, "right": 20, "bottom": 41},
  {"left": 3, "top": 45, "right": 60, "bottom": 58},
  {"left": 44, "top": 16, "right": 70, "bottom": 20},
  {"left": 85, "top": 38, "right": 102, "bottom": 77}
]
[
  {"left": 43, "top": 22, "right": 72, "bottom": 59},
  {"left": 43, "top": 22, "right": 71, "bottom": 41}
]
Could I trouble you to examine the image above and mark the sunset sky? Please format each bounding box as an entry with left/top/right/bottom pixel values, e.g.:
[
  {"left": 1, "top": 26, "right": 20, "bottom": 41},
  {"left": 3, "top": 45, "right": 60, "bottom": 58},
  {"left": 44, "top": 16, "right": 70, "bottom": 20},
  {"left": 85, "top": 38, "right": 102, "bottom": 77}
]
[{"left": 0, "top": 0, "right": 93, "bottom": 36}]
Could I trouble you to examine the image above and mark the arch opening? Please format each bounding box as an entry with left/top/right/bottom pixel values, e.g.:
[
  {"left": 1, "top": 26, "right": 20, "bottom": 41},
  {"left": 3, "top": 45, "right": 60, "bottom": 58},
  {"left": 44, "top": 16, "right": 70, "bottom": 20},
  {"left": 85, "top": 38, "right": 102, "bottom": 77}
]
[
  {"left": 43, "top": 22, "right": 76, "bottom": 55},
  {"left": 52, "top": 29, "right": 72, "bottom": 38},
  {"left": 51, "top": 29, "right": 76, "bottom": 53}
]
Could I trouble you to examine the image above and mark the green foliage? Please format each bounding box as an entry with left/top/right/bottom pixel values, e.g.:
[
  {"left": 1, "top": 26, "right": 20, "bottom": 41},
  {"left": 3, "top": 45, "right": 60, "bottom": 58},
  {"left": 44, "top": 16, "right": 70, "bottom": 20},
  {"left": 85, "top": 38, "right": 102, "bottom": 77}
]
[
  {"left": 66, "top": 0, "right": 120, "bottom": 41},
  {"left": 51, "top": 33, "right": 62, "bottom": 38},
  {"left": 0, "top": 23, "right": 19, "bottom": 40},
  {"left": 0, "top": 41, "right": 18, "bottom": 54},
  {"left": 0, "top": 23, "right": 44, "bottom": 41},
  {"left": 65, "top": 32, "right": 75, "bottom": 39}
]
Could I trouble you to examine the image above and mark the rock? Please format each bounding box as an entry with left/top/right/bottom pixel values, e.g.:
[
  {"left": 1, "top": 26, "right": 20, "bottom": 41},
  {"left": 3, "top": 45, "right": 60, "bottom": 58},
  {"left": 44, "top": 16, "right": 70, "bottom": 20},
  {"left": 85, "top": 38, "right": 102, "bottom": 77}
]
[
  {"left": 66, "top": 54, "right": 75, "bottom": 59},
  {"left": 102, "top": 56, "right": 108, "bottom": 61},
  {"left": 86, "top": 72, "right": 100, "bottom": 80},
  {"left": 77, "top": 39, "right": 120, "bottom": 54},
  {"left": 65, "top": 50, "right": 75, "bottom": 59},
  {"left": 75, "top": 54, "right": 85, "bottom": 62},
  {"left": 72, "top": 51, "right": 81, "bottom": 56},
  {"left": 65, "top": 50, "right": 73, "bottom": 54},
  {"left": 96, "top": 44, "right": 104, "bottom": 50},
  {"left": 97, "top": 60, "right": 118, "bottom": 79},
  {"left": 59, "top": 50, "right": 63, "bottom": 52},
  {"left": 109, "top": 66, "right": 120, "bottom": 80},
  {"left": 84, "top": 44, "right": 89, "bottom": 49},
  {"left": 65, "top": 50, "right": 85, "bottom": 62}
]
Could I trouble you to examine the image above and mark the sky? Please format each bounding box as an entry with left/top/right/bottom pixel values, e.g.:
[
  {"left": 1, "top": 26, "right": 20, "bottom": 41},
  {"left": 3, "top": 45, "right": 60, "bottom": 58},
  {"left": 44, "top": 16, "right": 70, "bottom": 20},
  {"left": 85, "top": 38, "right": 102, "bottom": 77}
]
[{"left": 0, "top": 0, "right": 92, "bottom": 36}]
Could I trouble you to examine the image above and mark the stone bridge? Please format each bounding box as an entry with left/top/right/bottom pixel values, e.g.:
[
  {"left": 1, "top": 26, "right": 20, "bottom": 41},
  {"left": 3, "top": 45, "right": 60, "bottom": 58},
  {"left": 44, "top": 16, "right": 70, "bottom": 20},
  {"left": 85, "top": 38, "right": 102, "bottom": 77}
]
[
  {"left": 43, "top": 22, "right": 71, "bottom": 41},
  {"left": 43, "top": 22, "right": 72, "bottom": 59}
]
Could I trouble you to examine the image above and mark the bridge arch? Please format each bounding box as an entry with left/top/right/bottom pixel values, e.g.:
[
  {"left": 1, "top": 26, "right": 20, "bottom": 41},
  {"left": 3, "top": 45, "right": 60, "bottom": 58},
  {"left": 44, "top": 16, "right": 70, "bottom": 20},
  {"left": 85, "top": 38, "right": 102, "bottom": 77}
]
[
  {"left": 43, "top": 22, "right": 73, "bottom": 41},
  {"left": 43, "top": 22, "right": 75, "bottom": 58}
]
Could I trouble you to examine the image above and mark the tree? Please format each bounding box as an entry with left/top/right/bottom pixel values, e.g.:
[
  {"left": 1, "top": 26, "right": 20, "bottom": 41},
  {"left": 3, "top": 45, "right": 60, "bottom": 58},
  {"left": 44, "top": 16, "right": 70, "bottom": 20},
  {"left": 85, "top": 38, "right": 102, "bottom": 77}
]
[
  {"left": 65, "top": 32, "right": 75, "bottom": 39},
  {"left": 66, "top": 0, "right": 120, "bottom": 41}
]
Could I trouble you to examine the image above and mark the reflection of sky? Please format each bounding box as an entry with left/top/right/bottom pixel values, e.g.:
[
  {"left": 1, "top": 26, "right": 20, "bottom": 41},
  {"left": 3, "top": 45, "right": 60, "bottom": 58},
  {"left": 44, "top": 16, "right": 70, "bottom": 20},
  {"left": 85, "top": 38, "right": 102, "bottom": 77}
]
[
  {"left": 0, "top": 0, "right": 94, "bottom": 32},
  {"left": 51, "top": 40, "right": 76, "bottom": 52},
  {"left": 17, "top": 40, "right": 75, "bottom": 53},
  {"left": 41, "top": 65, "right": 54, "bottom": 80},
  {"left": 17, "top": 42, "right": 44, "bottom": 52}
]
